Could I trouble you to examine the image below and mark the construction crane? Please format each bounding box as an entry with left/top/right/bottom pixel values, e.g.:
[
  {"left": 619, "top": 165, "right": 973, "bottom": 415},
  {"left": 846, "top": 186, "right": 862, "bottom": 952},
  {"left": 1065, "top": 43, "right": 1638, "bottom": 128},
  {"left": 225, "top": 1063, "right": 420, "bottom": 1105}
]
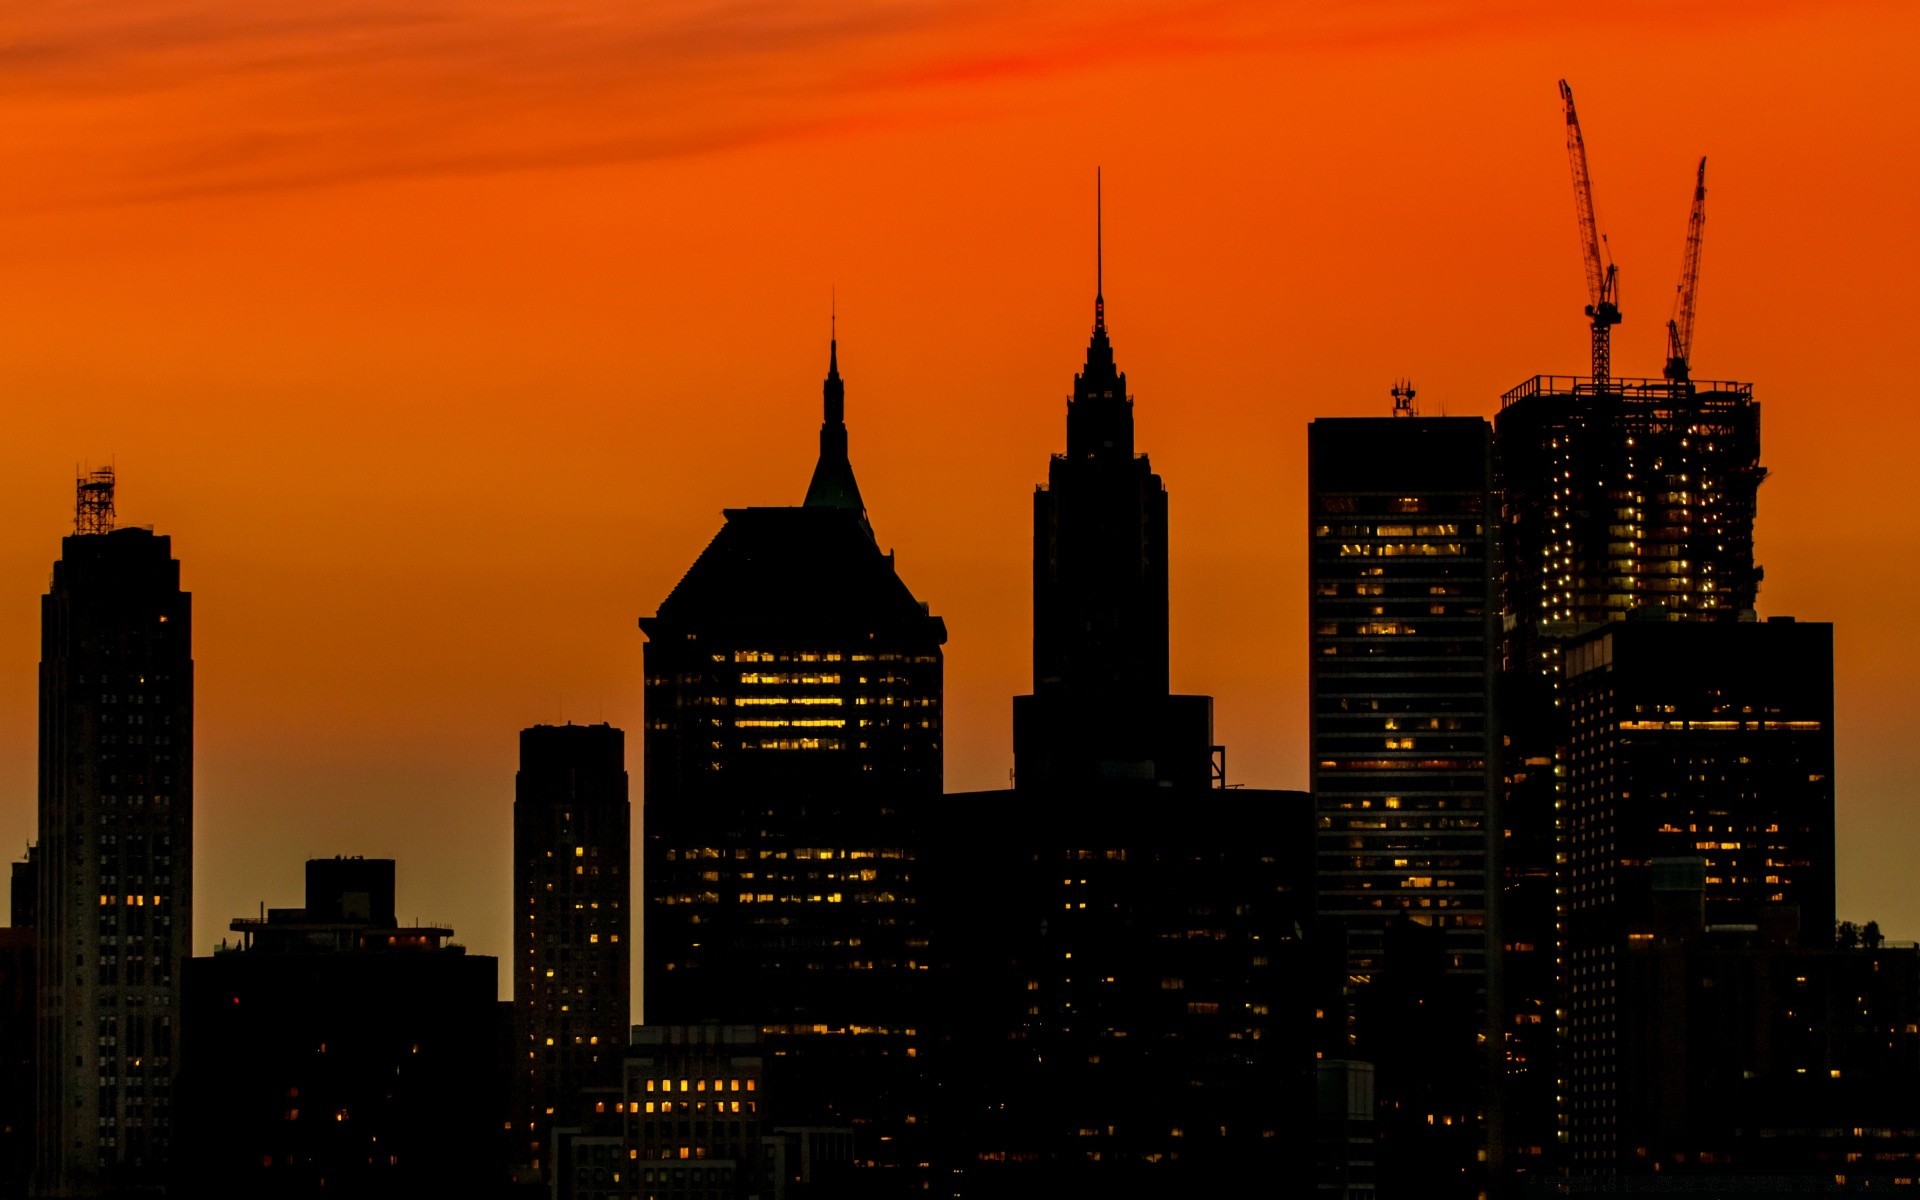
[
  {"left": 1559, "top": 80, "right": 1621, "bottom": 391},
  {"left": 1664, "top": 157, "right": 1707, "bottom": 383}
]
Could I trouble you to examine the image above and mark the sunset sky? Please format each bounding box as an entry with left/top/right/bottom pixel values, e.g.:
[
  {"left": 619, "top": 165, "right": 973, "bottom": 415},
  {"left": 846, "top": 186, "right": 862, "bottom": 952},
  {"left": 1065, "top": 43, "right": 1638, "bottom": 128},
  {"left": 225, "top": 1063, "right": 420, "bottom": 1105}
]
[{"left": 2, "top": 0, "right": 1917, "bottom": 985}]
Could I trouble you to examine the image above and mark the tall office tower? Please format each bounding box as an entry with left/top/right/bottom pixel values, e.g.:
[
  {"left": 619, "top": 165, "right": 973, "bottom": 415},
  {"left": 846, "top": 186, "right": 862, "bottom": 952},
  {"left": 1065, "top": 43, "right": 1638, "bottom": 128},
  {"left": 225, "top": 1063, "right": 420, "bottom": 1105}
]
[
  {"left": 934, "top": 226, "right": 1314, "bottom": 1194},
  {"left": 1306, "top": 411, "right": 1497, "bottom": 1196},
  {"left": 35, "top": 469, "right": 193, "bottom": 1194},
  {"left": 1011, "top": 223, "right": 1212, "bottom": 790},
  {"left": 1493, "top": 372, "right": 1766, "bottom": 1177},
  {"left": 1308, "top": 414, "right": 1495, "bottom": 975},
  {"left": 513, "top": 722, "right": 630, "bottom": 1175},
  {"left": 640, "top": 334, "right": 945, "bottom": 1192},
  {"left": 1560, "top": 616, "right": 1834, "bottom": 1169},
  {"left": 177, "top": 858, "right": 503, "bottom": 1196}
]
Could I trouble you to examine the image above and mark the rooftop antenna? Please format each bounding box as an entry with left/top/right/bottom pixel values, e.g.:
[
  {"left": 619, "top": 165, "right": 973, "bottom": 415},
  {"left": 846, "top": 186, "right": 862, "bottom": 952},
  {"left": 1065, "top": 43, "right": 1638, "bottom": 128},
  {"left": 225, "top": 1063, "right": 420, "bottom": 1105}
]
[
  {"left": 1095, "top": 167, "right": 1105, "bottom": 331},
  {"left": 75, "top": 466, "right": 116, "bottom": 535},
  {"left": 1391, "top": 381, "right": 1418, "bottom": 417}
]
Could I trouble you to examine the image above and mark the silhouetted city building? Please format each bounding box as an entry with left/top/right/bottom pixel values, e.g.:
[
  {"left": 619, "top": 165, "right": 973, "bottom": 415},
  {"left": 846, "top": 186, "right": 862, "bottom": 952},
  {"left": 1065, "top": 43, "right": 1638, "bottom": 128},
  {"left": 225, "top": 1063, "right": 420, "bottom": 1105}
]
[
  {"left": 930, "top": 786, "right": 1314, "bottom": 1192},
  {"left": 1541, "top": 857, "right": 1920, "bottom": 1190},
  {"left": 1495, "top": 376, "right": 1765, "bottom": 679},
  {"left": 618, "top": 1024, "right": 771, "bottom": 1199},
  {"left": 1315, "top": 1059, "right": 1377, "bottom": 1200},
  {"left": 1307, "top": 413, "right": 1495, "bottom": 972},
  {"left": 639, "top": 334, "right": 945, "bottom": 1192},
  {"left": 513, "top": 722, "right": 630, "bottom": 1176},
  {"left": 2, "top": 857, "right": 34, "bottom": 1200},
  {"left": 176, "top": 857, "right": 503, "bottom": 1197},
  {"left": 1011, "top": 236, "right": 1211, "bottom": 791},
  {"left": 931, "top": 232, "right": 1313, "bottom": 1193},
  {"left": 1492, "top": 373, "right": 1768, "bottom": 1180},
  {"left": 8, "top": 854, "right": 32, "bottom": 934},
  {"left": 548, "top": 1022, "right": 859, "bottom": 1200},
  {"left": 1306, "top": 411, "right": 1497, "bottom": 1195},
  {"left": 1561, "top": 617, "right": 1835, "bottom": 1168},
  {"left": 34, "top": 469, "right": 193, "bottom": 1195}
]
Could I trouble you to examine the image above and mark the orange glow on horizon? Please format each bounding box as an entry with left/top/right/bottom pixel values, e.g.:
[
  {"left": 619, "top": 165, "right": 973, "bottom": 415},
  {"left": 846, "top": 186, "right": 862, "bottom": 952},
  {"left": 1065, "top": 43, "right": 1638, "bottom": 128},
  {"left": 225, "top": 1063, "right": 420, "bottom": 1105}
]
[{"left": 0, "top": 0, "right": 1915, "bottom": 985}]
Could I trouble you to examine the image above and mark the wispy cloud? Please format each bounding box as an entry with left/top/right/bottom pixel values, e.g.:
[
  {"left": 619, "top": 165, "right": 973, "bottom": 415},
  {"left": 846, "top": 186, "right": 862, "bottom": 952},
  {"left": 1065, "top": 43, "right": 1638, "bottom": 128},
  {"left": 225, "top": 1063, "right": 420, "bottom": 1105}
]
[{"left": 0, "top": 0, "right": 1870, "bottom": 208}]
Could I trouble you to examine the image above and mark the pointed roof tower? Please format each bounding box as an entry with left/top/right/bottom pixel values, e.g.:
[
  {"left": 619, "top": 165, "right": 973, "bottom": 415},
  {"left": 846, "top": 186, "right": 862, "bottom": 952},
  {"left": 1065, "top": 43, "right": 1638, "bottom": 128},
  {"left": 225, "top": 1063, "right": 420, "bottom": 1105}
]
[
  {"left": 803, "top": 299, "right": 871, "bottom": 534},
  {"left": 1068, "top": 168, "right": 1131, "bottom": 461},
  {"left": 1087, "top": 166, "right": 1114, "bottom": 366}
]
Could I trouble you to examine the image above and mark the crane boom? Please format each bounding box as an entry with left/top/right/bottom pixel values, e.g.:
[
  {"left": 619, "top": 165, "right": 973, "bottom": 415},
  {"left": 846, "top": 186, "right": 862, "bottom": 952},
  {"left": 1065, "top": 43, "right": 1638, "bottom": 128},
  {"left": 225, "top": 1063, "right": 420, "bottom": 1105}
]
[
  {"left": 1665, "top": 156, "right": 1707, "bottom": 383},
  {"left": 1559, "top": 80, "right": 1621, "bottom": 390}
]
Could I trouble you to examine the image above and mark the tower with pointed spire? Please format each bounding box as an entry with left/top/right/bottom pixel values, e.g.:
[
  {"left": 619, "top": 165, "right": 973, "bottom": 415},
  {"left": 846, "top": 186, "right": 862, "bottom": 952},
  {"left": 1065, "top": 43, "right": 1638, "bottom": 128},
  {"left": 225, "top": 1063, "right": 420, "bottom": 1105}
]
[
  {"left": 1013, "top": 171, "right": 1212, "bottom": 789},
  {"left": 803, "top": 309, "right": 869, "bottom": 529},
  {"left": 639, "top": 324, "right": 945, "bottom": 1191},
  {"left": 929, "top": 182, "right": 1314, "bottom": 1189}
]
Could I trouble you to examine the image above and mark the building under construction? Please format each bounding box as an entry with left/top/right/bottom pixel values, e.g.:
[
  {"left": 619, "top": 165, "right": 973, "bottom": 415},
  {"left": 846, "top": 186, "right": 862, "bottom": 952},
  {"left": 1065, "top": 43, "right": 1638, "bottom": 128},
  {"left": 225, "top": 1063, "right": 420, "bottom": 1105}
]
[
  {"left": 1490, "top": 83, "right": 1771, "bottom": 1186},
  {"left": 1496, "top": 372, "right": 1765, "bottom": 679}
]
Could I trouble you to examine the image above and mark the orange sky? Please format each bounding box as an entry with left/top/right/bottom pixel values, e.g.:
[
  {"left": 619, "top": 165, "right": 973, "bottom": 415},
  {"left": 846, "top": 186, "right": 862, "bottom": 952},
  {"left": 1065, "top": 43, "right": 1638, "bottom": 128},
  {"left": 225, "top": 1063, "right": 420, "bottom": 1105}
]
[{"left": 2, "top": 0, "right": 1917, "bottom": 983}]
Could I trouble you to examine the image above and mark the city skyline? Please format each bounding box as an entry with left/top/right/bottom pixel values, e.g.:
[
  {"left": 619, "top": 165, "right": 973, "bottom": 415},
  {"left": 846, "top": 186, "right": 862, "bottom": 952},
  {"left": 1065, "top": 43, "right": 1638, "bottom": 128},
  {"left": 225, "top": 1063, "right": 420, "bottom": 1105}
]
[{"left": 2, "top": 0, "right": 1917, "bottom": 987}]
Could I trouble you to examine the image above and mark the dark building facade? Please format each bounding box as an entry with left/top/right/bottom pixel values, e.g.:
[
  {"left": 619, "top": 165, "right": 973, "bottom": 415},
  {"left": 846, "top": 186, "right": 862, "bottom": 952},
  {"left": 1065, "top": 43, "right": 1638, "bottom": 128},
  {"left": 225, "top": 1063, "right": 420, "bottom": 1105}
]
[
  {"left": 639, "top": 336, "right": 945, "bottom": 1190},
  {"left": 929, "top": 255, "right": 1313, "bottom": 1193},
  {"left": 1012, "top": 270, "right": 1212, "bottom": 791},
  {"left": 1549, "top": 858, "right": 1920, "bottom": 1188},
  {"left": 1560, "top": 617, "right": 1835, "bottom": 1168},
  {"left": 35, "top": 470, "right": 193, "bottom": 1194},
  {"left": 552, "top": 1023, "right": 854, "bottom": 1200},
  {"left": 513, "top": 722, "right": 630, "bottom": 1175},
  {"left": 616, "top": 1024, "right": 773, "bottom": 1200},
  {"left": 1307, "top": 413, "right": 1497, "bottom": 1195},
  {"left": 929, "top": 787, "right": 1314, "bottom": 1192},
  {"left": 1307, "top": 415, "right": 1495, "bottom": 975},
  {"left": 1492, "top": 373, "right": 1767, "bottom": 1179},
  {"left": 176, "top": 858, "right": 502, "bottom": 1197},
  {"left": 2, "top": 860, "right": 33, "bottom": 1200}
]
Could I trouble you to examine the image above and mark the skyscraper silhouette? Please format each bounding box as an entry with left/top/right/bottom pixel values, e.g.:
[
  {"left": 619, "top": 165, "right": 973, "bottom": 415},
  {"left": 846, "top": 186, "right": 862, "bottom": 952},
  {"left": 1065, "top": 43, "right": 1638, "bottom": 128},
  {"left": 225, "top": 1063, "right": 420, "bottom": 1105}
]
[
  {"left": 1494, "top": 365, "right": 1767, "bottom": 1177},
  {"left": 512, "top": 722, "right": 630, "bottom": 1176},
  {"left": 1307, "top": 412, "right": 1495, "bottom": 1196},
  {"left": 35, "top": 470, "right": 193, "bottom": 1194},
  {"left": 1012, "top": 186, "right": 1212, "bottom": 790},
  {"left": 1560, "top": 616, "right": 1835, "bottom": 1168},
  {"left": 639, "top": 332, "right": 946, "bottom": 1192},
  {"left": 935, "top": 188, "right": 1313, "bottom": 1193}
]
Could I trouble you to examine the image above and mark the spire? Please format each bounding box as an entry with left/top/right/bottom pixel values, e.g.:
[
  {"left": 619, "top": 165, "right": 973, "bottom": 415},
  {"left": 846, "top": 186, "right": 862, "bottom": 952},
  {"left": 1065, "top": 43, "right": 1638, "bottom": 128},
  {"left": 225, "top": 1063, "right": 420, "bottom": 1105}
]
[
  {"left": 1081, "top": 168, "right": 1117, "bottom": 385},
  {"left": 1094, "top": 167, "right": 1105, "bottom": 334},
  {"left": 824, "top": 289, "right": 844, "bottom": 424},
  {"left": 804, "top": 306, "right": 869, "bottom": 532}
]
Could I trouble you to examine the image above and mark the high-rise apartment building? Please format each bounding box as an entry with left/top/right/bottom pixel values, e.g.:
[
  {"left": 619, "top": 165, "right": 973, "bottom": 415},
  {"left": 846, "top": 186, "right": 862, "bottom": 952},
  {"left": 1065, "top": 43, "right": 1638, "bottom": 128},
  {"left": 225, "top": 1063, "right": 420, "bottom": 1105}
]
[
  {"left": 1560, "top": 616, "right": 1835, "bottom": 1167},
  {"left": 513, "top": 722, "right": 630, "bottom": 1174},
  {"left": 35, "top": 469, "right": 193, "bottom": 1194},
  {"left": 1306, "top": 411, "right": 1496, "bottom": 1196},
  {"left": 1492, "top": 371, "right": 1767, "bottom": 1175},
  {"left": 1495, "top": 376, "right": 1765, "bottom": 679},
  {"left": 639, "top": 335, "right": 945, "bottom": 1191}
]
